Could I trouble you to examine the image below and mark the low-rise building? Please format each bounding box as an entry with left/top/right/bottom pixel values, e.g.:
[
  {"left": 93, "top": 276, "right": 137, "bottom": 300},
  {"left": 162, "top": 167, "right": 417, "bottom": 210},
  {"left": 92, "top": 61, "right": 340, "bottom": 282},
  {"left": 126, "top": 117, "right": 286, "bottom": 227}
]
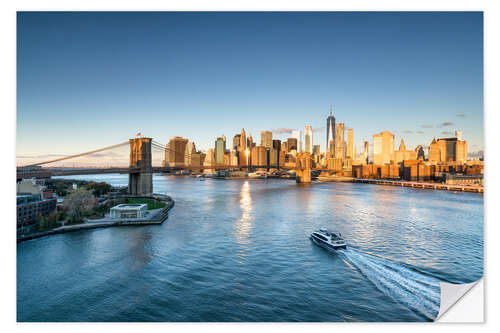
[
  {"left": 17, "top": 193, "right": 57, "bottom": 229},
  {"left": 110, "top": 204, "right": 147, "bottom": 219},
  {"left": 445, "top": 174, "right": 483, "bottom": 186}
]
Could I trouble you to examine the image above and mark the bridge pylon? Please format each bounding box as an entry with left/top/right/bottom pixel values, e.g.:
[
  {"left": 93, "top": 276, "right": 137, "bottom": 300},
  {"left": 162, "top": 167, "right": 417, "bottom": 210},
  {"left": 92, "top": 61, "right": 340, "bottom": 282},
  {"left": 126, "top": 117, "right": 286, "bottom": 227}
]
[
  {"left": 296, "top": 152, "right": 312, "bottom": 183},
  {"left": 129, "top": 137, "right": 153, "bottom": 195}
]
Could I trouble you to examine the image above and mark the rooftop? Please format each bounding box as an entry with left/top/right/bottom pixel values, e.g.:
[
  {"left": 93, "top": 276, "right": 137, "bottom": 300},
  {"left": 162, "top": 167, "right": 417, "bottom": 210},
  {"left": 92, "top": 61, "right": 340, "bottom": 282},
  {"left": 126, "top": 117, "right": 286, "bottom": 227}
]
[{"left": 112, "top": 203, "right": 147, "bottom": 210}]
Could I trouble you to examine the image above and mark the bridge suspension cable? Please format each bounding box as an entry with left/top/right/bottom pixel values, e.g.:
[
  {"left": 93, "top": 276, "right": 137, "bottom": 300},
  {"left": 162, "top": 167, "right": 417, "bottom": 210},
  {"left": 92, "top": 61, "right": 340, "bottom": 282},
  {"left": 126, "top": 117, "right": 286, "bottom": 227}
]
[{"left": 21, "top": 141, "right": 130, "bottom": 168}]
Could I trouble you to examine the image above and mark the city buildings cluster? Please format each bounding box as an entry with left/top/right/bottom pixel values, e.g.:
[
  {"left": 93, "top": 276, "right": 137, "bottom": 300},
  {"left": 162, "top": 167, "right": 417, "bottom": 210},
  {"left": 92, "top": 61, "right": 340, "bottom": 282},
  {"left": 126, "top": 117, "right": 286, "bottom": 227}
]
[{"left": 160, "top": 107, "right": 482, "bottom": 184}]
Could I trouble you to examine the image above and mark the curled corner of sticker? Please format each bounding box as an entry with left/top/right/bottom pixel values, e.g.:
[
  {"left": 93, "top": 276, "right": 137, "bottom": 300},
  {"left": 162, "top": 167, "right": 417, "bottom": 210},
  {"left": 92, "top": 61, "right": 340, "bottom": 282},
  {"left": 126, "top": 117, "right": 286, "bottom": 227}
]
[{"left": 436, "top": 278, "right": 483, "bottom": 321}]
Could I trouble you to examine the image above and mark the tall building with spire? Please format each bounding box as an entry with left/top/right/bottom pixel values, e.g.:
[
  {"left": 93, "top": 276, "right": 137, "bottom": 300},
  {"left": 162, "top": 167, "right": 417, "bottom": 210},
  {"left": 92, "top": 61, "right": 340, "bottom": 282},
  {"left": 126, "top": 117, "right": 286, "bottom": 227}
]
[
  {"left": 304, "top": 125, "right": 313, "bottom": 153},
  {"left": 240, "top": 128, "right": 247, "bottom": 150},
  {"left": 326, "top": 105, "right": 336, "bottom": 153}
]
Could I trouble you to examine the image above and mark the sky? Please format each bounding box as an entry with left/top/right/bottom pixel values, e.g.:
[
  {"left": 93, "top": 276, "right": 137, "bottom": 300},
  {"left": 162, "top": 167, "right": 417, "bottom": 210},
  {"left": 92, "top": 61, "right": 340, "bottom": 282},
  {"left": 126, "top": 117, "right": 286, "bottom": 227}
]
[{"left": 16, "top": 11, "right": 483, "bottom": 166}]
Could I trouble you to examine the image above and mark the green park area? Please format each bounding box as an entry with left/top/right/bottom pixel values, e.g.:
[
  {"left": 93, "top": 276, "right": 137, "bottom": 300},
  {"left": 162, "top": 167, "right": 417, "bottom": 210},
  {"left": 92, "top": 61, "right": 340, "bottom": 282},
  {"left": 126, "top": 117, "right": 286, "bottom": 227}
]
[{"left": 126, "top": 197, "right": 166, "bottom": 210}]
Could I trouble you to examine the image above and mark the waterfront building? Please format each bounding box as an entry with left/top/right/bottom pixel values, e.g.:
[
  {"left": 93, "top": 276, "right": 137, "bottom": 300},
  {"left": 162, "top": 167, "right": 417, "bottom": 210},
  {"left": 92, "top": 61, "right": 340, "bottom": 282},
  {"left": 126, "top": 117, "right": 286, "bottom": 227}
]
[
  {"left": 251, "top": 146, "right": 268, "bottom": 169},
  {"left": 363, "top": 141, "right": 369, "bottom": 163},
  {"left": 269, "top": 148, "right": 279, "bottom": 168},
  {"left": 184, "top": 141, "right": 197, "bottom": 166},
  {"left": 415, "top": 145, "right": 425, "bottom": 160},
  {"left": 17, "top": 193, "right": 56, "bottom": 230},
  {"left": 326, "top": 157, "right": 343, "bottom": 170},
  {"left": 281, "top": 141, "right": 288, "bottom": 153},
  {"left": 292, "top": 130, "right": 302, "bottom": 152},
  {"left": 313, "top": 145, "right": 320, "bottom": 156},
  {"left": 215, "top": 137, "right": 226, "bottom": 165},
  {"left": 191, "top": 152, "right": 205, "bottom": 168},
  {"left": 326, "top": 107, "right": 336, "bottom": 153},
  {"left": 233, "top": 134, "right": 241, "bottom": 150},
  {"left": 273, "top": 139, "right": 281, "bottom": 151},
  {"left": 445, "top": 173, "right": 483, "bottom": 186},
  {"left": 335, "top": 123, "right": 345, "bottom": 159},
  {"left": 240, "top": 128, "right": 247, "bottom": 150},
  {"left": 428, "top": 136, "right": 468, "bottom": 163},
  {"left": 428, "top": 138, "right": 441, "bottom": 162},
  {"left": 279, "top": 150, "right": 286, "bottom": 166},
  {"left": 347, "top": 128, "right": 353, "bottom": 159},
  {"left": 456, "top": 140, "right": 468, "bottom": 163},
  {"left": 204, "top": 149, "right": 215, "bottom": 169},
  {"left": 163, "top": 142, "right": 170, "bottom": 166},
  {"left": 261, "top": 130, "right": 273, "bottom": 149},
  {"left": 287, "top": 138, "right": 298, "bottom": 152},
  {"left": 168, "top": 136, "right": 188, "bottom": 167},
  {"left": 373, "top": 131, "right": 395, "bottom": 165},
  {"left": 247, "top": 134, "right": 254, "bottom": 149},
  {"left": 304, "top": 125, "right": 313, "bottom": 153},
  {"left": 110, "top": 203, "right": 147, "bottom": 219},
  {"left": 394, "top": 139, "right": 417, "bottom": 164}
]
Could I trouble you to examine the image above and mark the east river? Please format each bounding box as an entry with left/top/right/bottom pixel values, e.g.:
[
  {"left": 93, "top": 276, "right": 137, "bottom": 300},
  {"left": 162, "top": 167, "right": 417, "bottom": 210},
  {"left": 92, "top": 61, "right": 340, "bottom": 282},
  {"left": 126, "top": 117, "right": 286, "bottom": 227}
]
[{"left": 17, "top": 174, "right": 483, "bottom": 322}]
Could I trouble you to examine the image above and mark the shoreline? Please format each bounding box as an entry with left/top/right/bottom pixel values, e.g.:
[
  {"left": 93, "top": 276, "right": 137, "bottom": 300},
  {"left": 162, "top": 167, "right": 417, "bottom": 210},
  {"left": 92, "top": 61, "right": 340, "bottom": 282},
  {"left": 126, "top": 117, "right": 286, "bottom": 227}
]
[
  {"left": 17, "top": 196, "right": 175, "bottom": 243},
  {"left": 183, "top": 174, "right": 484, "bottom": 193}
]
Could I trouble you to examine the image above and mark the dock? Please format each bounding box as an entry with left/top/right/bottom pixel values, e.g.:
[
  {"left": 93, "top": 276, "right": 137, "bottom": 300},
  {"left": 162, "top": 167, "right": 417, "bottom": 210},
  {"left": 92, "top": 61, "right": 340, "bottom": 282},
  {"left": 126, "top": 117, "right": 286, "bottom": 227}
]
[{"left": 353, "top": 178, "right": 483, "bottom": 193}]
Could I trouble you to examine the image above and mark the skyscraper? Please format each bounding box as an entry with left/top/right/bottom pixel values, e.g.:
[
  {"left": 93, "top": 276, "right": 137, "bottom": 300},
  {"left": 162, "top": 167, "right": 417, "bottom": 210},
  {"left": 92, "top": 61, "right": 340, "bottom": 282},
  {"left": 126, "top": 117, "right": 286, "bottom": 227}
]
[
  {"left": 347, "top": 128, "right": 353, "bottom": 158},
  {"left": 272, "top": 139, "right": 281, "bottom": 151},
  {"left": 363, "top": 141, "right": 369, "bottom": 163},
  {"left": 240, "top": 128, "right": 247, "bottom": 150},
  {"left": 373, "top": 131, "right": 395, "bottom": 165},
  {"left": 335, "top": 123, "right": 345, "bottom": 159},
  {"left": 233, "top": 134, "right": 241, "bottom": 150},
  {"left": 168, "top": 136, "right": 189, "bottom": 167},
  {"left": 260, "top": 130, "right": 273, "bottom": 149},
  {"left": 313, "top": 145, "right": 320, "bottom": 156},
  {"left": 184, "top": 141, "right": 196, "bottom": 166},
  {"left": 292, "top": 130, "right": 302, "bottom": 152},
  {"left": 304, "top": 125, "right": 313, "bottom": 153},
  {"left": 247, "top": 134, "right": 253, "bottom": 149},
  {"left": 214, "top": 137, "right": 226, "bottom": 165},
  {"left": 326, "top": 106, "right": 336, "bottom": 153},
  {"left": 287, "top": 138, "right": 297, "bottom": 152}
]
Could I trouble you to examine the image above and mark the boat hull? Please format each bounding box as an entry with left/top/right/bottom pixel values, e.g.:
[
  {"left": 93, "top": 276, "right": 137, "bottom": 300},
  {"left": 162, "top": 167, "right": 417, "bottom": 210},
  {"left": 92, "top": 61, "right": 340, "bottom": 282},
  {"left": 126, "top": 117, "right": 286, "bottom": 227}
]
[{"left": 311, "top": 234, "right": 347, "bottom": 250}]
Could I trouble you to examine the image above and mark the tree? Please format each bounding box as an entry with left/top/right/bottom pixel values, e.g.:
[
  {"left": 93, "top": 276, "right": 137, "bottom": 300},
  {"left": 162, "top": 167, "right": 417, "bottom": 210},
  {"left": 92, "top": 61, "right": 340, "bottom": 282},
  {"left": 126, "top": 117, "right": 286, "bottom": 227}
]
[
  {"left": 62, "top": 188, "right": 96, "bottom": 218},
  {"left": 86, "top": 182, "right": 112, "bottom": 196}
]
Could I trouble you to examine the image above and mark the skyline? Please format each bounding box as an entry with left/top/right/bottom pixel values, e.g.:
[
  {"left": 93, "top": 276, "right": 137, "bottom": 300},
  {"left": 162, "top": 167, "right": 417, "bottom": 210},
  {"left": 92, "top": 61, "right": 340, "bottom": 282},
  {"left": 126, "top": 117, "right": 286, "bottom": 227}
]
[{"left": 17, "top": 12, "right": 483, "bottom": 162}]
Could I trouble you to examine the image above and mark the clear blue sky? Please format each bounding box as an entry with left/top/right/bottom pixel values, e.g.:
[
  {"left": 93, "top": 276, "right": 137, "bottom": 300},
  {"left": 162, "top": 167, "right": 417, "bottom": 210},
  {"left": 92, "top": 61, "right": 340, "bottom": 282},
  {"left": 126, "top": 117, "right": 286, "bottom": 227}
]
[{"left": 17, "top": 11, "right": 483, "bottom": 163}]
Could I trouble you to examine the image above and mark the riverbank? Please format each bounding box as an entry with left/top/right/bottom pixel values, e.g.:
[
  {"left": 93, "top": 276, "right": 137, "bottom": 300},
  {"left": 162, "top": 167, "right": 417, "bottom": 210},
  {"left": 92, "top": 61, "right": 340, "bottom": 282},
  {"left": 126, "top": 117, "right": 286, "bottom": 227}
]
[
  {"left": 17, "top": 195, "right": 175, "bottom": 243},
  {"left": 353, "top": 178, "right": 483, "bottom": 193}
]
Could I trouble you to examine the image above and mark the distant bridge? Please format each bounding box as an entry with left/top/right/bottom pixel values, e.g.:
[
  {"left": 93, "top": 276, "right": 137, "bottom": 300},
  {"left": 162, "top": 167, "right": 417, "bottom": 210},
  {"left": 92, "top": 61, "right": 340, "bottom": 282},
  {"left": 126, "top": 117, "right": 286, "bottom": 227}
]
[{"left": 17, "top": 137, "right": 318, "bottom": 193}]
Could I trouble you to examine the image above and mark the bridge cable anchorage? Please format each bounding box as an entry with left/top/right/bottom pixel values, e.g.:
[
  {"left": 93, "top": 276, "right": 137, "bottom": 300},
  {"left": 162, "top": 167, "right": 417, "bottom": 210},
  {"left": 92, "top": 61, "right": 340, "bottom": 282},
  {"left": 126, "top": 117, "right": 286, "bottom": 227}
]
[{"left": 21, "top": 141, "right": 130, "bottom": 168}]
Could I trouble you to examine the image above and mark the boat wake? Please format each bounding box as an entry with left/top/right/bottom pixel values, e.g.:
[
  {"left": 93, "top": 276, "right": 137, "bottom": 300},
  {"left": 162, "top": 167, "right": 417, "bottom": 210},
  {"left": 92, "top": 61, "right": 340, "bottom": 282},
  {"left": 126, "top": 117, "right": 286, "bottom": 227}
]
[{"left": 338, "top": 248, "right": 441, "bottom": 320}]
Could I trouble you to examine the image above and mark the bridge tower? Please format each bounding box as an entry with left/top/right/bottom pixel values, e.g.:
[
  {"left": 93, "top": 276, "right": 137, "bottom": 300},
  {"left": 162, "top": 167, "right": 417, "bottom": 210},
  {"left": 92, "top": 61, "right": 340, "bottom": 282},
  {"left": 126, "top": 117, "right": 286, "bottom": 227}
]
[
  {"left": 129, "top": 137, "right": 153, "bottom": 195},
  {"left": 296, "top": 152, "right": 312, "bottom": 183}
]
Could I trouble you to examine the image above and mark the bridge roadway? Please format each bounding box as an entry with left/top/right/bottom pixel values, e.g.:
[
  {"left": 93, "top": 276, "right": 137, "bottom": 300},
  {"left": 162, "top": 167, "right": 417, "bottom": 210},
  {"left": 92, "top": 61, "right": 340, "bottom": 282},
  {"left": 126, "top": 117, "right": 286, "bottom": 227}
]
[{"left": 17, "top": 165, "right": 335, "bottom": 180}]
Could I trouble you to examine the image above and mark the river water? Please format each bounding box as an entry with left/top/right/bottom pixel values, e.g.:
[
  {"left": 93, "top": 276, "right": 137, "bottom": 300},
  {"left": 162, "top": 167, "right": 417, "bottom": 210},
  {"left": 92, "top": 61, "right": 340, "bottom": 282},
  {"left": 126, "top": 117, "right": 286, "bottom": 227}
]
[{"left": 17, "top": 174, "right": 483, "bottom": 322}]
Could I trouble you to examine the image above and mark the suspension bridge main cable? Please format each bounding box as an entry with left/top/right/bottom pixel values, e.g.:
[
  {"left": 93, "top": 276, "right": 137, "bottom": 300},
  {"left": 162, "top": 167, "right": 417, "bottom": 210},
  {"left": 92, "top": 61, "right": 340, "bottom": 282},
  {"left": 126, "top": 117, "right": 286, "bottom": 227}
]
[{"left": 22, "top": 141, "right": 130, "bottom": 168}]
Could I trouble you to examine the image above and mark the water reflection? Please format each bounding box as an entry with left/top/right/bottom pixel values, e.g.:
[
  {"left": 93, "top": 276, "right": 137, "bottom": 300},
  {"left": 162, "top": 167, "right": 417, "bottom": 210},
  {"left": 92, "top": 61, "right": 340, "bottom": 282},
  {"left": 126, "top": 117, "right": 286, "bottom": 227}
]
[{"left": 234, "top": 181, "right": 253, "bottom": 245}]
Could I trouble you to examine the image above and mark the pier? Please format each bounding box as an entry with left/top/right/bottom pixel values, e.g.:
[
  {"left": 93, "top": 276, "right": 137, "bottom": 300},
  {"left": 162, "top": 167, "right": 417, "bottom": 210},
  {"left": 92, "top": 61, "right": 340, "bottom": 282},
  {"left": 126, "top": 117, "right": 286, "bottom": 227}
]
[{"left": 353, "top": 178, "right": 483, "bottom": 193}]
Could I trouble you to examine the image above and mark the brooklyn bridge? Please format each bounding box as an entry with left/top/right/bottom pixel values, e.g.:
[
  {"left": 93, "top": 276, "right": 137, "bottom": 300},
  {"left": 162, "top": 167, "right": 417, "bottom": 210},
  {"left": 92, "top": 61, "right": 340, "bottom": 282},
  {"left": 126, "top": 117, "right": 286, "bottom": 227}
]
[{"left": 17, "top": 137, "right": 317, "bottom": 194}]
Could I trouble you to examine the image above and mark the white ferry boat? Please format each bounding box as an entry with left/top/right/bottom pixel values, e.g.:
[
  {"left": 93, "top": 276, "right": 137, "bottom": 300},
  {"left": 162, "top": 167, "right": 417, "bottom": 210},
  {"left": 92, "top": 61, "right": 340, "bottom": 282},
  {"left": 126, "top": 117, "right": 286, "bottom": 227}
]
[
  {"left": 248, "top": 171, "right": 268, "bottom": 179},
  {"left": 310, "top": 228, "right": 347, "bottom": 250}
]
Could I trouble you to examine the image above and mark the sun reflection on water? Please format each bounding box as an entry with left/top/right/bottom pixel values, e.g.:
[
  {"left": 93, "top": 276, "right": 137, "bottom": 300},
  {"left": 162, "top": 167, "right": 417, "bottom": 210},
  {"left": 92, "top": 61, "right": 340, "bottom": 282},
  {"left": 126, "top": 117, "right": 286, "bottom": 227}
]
[{"left": 234, "top": 181, "right": 253, "bottom": 246}]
